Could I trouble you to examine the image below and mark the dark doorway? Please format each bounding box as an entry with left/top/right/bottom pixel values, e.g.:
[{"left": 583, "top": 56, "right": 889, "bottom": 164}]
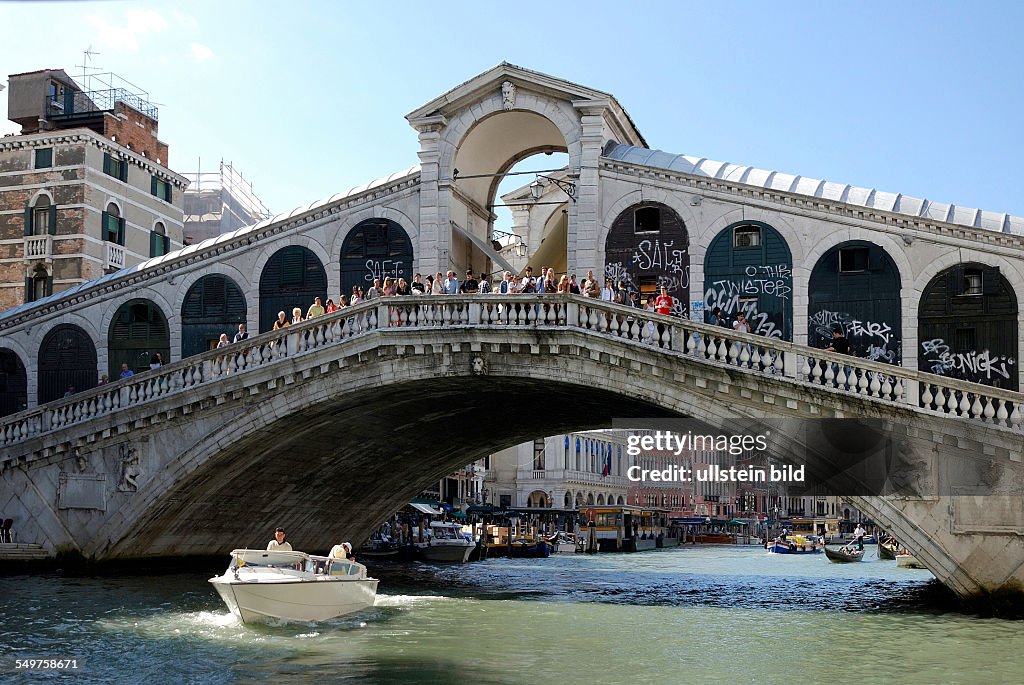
[
  {"left": 0, "top": 348, "right": 28, "bottom": 416},
  {"left": 808, "top": 241, "right": 902, "bottom": 363},
  {"left": 38, "top": 324, "right": 97, "bottom": 404},
  {"left": 340, "top": 219, "right": 414, "bottom": 302},
  {"left": 258, "top": 246, "right": 327, "bottom": 332},
  {"left": 108, "top": 299, "right": 170, "bottom": 378},
  {"left": 181, "top": 274, "right": 248, "bottom": 358},
  {"left": 605, "top": 202, "right": 689, "bottom": 317},
  {"left": 918, "top": 263, "right": 1018, "bottom": 390},
  {"left": 704, "top": 221, "right": 793, "bottom": 339}
]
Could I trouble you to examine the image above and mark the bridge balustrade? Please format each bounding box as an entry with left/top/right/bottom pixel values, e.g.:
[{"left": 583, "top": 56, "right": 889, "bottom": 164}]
[{"left": 2, "top": 294, "right": 1021, "bottom": 456}]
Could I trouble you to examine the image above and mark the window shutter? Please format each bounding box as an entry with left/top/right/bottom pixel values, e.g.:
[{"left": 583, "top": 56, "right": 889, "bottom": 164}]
[
  {"left": 121, "top": 160, "right": 128, "bottom": 182},
  {"left": 166, "top": 184, "right": 172, "bottom": 203},
  {"left": 101, "top": 211, "right": 109, "bottom": 240},
  {"left": 948, "top": 265, "right": 965, "bottom": 296},
  {"left": 46, "top": 276, "right": 53, "bottom": 297},
  {"left": 149, "top": 231, "right": 158, "bottom": 257},
  {"left": 982, "top": 267, "right": 1001, "bottom": 296},
  {"left": 868, "top": 246, "right": 883, "bottom": 271},
  {"left": 23, "top": 206, "right": 33, "bottom": 236},
  {"left": 48, "top": 204, "right": 57, "bottom": 235},
  {"left": 24, "top": 277, "right": 32, "bottom": 302},
  {"left": 118, "top": 218, "right": 126, "bottom": 246},
  {"left": 151, "top": 175, "right": 157, "bottom": 196},
  {"left": 103, "top": 152, "right": 112, "bottom": 176}
]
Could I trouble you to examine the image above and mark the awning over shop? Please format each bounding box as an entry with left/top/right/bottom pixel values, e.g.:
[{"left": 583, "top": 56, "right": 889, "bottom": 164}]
[
  {"left": 450, "top": 511, "right": 467, "bottom": 519},
  {"left": 409, "top": 502, "right": 444, "bottom": 516},
  {"left": 671, "top": 517, "right": 710, "bottom": 525},
  {"left": 727, "top": 519, "right": 750, "bottom": 526}
]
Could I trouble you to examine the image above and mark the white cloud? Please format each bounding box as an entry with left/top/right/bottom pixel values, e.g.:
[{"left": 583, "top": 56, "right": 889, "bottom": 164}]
[
  {"left": 190, "top": 43, "right": 215, "bottom": 62},
  {"left": 87, "top": 9, "right": 169, "bottom": 52}
]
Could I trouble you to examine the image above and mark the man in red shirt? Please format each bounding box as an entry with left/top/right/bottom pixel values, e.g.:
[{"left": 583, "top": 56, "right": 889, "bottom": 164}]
[{"left": 654, "top": 287, "right": 673, "bottom": 316}]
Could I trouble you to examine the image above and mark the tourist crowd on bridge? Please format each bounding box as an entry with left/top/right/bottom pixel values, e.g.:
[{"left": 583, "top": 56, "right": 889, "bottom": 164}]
[{"left": 265, "top": 266, "right": 678, "bottom": 330}]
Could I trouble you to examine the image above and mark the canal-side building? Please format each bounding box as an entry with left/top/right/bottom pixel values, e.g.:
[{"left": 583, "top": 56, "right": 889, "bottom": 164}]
[
  {"left": 0, "top": 69, "right": 188, "bottom": 315},
  {"left": 485, "top": 430, "right": 632, "bottom": 510}
]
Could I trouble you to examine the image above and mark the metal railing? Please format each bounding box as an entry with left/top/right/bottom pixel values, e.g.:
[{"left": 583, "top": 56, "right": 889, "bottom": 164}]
[{"left": 2, "top": 294, "right": 1022, "bottom": 455}]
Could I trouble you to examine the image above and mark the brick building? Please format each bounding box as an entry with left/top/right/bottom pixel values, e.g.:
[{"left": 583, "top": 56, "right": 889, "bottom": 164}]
[{"left": 0, "top": 68, "right": 187, "bottom": 313}]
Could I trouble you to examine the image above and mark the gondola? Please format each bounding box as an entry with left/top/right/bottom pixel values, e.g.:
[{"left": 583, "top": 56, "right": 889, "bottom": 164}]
[
  {"left": 878, "top": 539, "right": 898, "bottom": 560},
  {"left": 824, "top": 545, "right": 865, "bottom": 563}
]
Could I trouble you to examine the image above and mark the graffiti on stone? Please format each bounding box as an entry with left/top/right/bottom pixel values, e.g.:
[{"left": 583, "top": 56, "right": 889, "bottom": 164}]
[{"left": 920, "top": 338, "right": 1015, "bottom": 382}]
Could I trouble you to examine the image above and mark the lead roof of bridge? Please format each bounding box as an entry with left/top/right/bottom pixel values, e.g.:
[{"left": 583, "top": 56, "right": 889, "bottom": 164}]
[{"left": 604, "top": 143, "right": 1024, "bottom": 236}]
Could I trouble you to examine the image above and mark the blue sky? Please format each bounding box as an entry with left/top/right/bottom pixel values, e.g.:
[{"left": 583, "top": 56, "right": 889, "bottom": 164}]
[{"left": 2, "top": 1, "right": 1022, "bottom": 220}]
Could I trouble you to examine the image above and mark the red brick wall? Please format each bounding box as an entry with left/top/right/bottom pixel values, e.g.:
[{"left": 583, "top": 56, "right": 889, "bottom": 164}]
[{"left": 103, "top": 103, "right": 167, "bottom": 163}]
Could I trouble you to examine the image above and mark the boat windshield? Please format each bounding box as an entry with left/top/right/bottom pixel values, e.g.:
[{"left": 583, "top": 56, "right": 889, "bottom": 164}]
[{"left": 430, "top": 526, "right": 463, "bottom": 540}]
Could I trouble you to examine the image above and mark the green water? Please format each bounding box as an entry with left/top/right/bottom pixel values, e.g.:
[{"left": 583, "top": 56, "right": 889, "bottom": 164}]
[{"left": 2, "top": 546, "right": 1020, "bottom": 684}]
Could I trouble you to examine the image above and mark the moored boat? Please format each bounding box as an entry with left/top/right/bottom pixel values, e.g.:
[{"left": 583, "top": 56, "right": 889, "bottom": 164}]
[
  {"left": 209, "top": 549, "right": 378, "bottom": 625},
  {"left": 824, "top": 545, "right": 865, "bottom": 563},
  {"left": 359, "top": 533, "right": 401, "bottom": 560},
  {"left": 896, "top": 552, "right": 926, "bottom": 569},
  {"left": 878, "top": 537, "right": 899, "bottom": 561},
  {"left": 417, "top": 521, "right": 474, "bottom": 563},
  {"left": 766, "top": 534, "right": 822, "bottom": 554}
]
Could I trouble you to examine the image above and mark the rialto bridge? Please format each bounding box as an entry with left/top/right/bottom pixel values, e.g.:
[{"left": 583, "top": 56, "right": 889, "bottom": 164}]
[{"left": 0, "top": 64, "right": 1022, "bottom": 602}]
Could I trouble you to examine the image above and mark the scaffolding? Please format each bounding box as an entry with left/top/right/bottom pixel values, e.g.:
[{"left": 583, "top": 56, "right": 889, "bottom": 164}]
[{"left": 182, "top": 160, "right": 272, "bottom": 244}]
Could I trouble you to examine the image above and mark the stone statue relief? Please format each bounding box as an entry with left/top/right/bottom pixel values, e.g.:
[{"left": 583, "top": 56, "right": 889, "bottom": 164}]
[
  {"left": 117, "top": 443, "right": 143, "bottom": 493},
  {"left": 501, "top": 80, "right": 516, "bottom": 111}
]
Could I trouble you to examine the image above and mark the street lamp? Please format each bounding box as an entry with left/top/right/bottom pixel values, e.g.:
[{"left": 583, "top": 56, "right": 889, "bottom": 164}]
[{"left": 530, "top": 175, "right": 577, "bottom": 203}]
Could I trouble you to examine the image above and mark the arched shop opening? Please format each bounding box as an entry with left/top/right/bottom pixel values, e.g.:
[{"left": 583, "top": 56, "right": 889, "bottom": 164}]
[
  {"left": 704, "top": 221, "right": 793, "bottom": 339},
  {"left": 339, "top": 219, "right": 414, "bottom": 301},
  {"left": 108, "top": 299, "right": 170, "bottom": 378},
  {"left": 918, "top": 263, "right": 1018, "bottom": 390},
  {"left": 807, "top": 240, "right": 901, "bottom": 363},
  {"left": 181, "top": 274, "right": 247, "bottom": 358},
  {"left": 0, "top": 348, "right": 28, "bottom": 416},
  {"left": 605, "top": 202, "right": 689, "bottom": 317},
  {"left": 38, "top": 324, "right": 97, "bottom": 404},
  {"left": 258, "top": 246, "right": 327, "bottom": 333}
]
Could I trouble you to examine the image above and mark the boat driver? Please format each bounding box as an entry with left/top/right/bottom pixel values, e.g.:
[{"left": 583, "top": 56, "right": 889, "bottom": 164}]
[{"left": 267, "top": 527, "right": 292, "bottom": 551}]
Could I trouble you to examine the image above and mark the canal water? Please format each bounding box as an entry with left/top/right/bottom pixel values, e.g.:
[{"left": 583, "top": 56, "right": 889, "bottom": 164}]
[{"left": 2, "top": 546, "right": 1022, "bottom": 684}]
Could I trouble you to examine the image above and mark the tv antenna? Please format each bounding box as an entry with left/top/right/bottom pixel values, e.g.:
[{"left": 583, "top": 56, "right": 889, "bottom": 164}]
[{"left": 75, "top": 46, "right": 102, "bottom": 90}]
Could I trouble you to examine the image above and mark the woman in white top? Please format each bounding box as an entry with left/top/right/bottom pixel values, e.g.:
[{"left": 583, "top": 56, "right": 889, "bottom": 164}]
[
  {"left": 431, "top": 272, "right": 444, "bottom": 294},
  {"left": 291, "top": 307, "right": 304, "bottom": 325}
]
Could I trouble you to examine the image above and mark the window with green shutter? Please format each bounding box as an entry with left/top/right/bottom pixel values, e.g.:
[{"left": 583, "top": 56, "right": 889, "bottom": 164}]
[
  {"left": 103, "top": 152, "right": 128, "bottom": 182},
  {"left": 151, "top": 176, "right": 172, "bottom": 202},
  {"left": 103, "top": 203, "right": 125, "bottom": 245},
  {"left": 150, "top": 222, "right": 170, "bottom": 257}
]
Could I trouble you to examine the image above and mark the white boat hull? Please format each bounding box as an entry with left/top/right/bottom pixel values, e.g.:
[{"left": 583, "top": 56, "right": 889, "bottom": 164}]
[
  {"left": 208, "top": 549, "right": 378, "bottom": 624},
  {"left": 419, "top": 543, "right": 474, "bottom": 563},
  {"left": 211, "top": 574, "right": 378, "bottom": 624}
]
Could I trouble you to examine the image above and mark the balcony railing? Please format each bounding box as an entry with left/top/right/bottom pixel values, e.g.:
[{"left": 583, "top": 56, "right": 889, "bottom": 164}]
[
  {"left": 105, "top": 243, "right": 125, "bottom": 270},
  {"left": 23, "top": 235, "right": 52, "bottom": 260},
  {"left": 47, "top": 88, "right": 158, "bottom": 121}
]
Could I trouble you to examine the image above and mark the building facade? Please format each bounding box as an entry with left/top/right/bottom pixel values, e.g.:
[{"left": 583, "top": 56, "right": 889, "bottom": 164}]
[
  {"left": 485, "top": 430, "right": 632, "bottom": 510},
  {"left": 0, "top": 69, "right": 188, "bottom": 316}
]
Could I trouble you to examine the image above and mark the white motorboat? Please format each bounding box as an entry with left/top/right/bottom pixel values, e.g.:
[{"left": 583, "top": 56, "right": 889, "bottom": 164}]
[
  {"left": 209, "top": 549, "right": 378, "bottom": 624},
  {"left": 417, "top": 521, "right": 474, "bottom": 563}
]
